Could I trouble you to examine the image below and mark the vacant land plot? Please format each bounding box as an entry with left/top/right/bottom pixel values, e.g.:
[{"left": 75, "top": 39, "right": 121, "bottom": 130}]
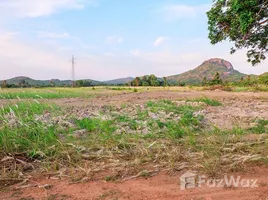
[{"left": 0, "top": 87, "right": 268, "bottom": 200}]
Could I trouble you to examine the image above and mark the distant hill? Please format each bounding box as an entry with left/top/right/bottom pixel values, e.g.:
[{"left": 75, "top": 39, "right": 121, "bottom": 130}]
[
  {"left": 167, "top": 58, "right": 252, "bottom": 84},
  {"left": 5, "top": 77, "right": 71, "bottom": 87},
  {"left": 3, "top": 76, "right": 101, "bottom": 87},
  {"left": 104, "top": 77, "right": 134, "bottom": 85},
  {"left": 1, "top": 76, "right": 132, "bottom": 87}
]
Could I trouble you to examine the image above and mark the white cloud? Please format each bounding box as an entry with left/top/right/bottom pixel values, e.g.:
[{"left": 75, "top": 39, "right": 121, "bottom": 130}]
[
  {"left": 130, "top": 49, "right": 140, "bottom": 56},
  {"left": 161, "top": 4, "right": 210, "bottom": 21},
  {"left": 0, "top": 0, "right": 95, "bottom": 18},
  {"left": 0, "top": 32, "right": 70, "bottom": 80},
  {"left": 103, "top": 52, "right": 116, "bottom": 57},
  {"left": 105, "top": 36, "right": 124, "bottom": 44},
  {"left": 37, "top": 31, "right": 71, "bottom": 39},
  {"left": 0, "top": 31, "right": 19, "bottom": 40},
  {"left": 153, "top": 36, "right": 169, "bottom": 47}
]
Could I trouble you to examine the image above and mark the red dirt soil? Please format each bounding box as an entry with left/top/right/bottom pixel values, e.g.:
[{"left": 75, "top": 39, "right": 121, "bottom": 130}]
[{"left": 2, "top": 166, "right": 268, "bottom": 200}]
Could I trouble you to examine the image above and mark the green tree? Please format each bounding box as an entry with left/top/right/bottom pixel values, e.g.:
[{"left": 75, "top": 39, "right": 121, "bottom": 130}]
[
  {"left": 50, "top": 80, "right": 55, "bottom": 87},
  {"left": 19, "top": 80, "right": 26, "bottom": 88},
  {"left": 202, "top": 77, "right": 207, "bottom": 86},
  {"left": 76, "top": 80, "right": 84, "bottom": 87},
  {"left": 211, "top": 72, "right": 223, "bottom": 85},
  {"left": 163, "top": 77, "right": 167, "bottom": 87},
  {"left": 259, "top": 72, "right": 268, "bottom": 84},
  {"left": 207, "top": 0, "right": 268, "bottom": 65},
  {"left": 141, "top": 76, "right": 149, "bottom": 86},
  {"left": 1, "top": 80, "right": 7, "bottom": 88},
  {"left": 148, "top": 74, "right": 158, "bottom": 86},
  {"left": 134, "top": 77, "right": 141, "bottom": 86}
]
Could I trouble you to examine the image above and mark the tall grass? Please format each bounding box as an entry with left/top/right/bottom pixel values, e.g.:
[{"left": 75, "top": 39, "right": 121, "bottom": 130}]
[
  {"left": 1, "top": 98, "right": 267, "bottom": 182},
  {"left": 0, "top": 88, "right": 84, "bottom": 99},
  {"left": 0, "top": 101, "right": 61, "bottom": 155}
]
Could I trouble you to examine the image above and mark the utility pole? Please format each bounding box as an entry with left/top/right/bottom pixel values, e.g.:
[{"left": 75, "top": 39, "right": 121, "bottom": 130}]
[{"left": 70, "top": 55, "right": 76, "bottom": 87}]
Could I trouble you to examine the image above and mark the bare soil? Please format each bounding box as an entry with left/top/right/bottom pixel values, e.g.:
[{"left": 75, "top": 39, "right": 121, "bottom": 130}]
[
  {"left": 1, "top": 166, "right": 268, "bottom": 200},
  {"left": 49, "top": 91, "right": 268, "bottom": 129}
]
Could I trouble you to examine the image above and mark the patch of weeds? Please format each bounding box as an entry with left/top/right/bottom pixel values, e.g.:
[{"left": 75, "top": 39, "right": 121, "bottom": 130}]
[
  {"left": 133, "top": 88, "right": 138, "bottom": 92},
  {"left": 0, "top": 102, "right": 63, "bottom": 158},
  {"left": 110, "top": 87, "right": 131, "bottom": 91},
  {"left": 136, "top": 109, "right": 149, "bottom": 120},
  {"left": 248, "top": 119, "right": 268, "bottom": 134},
  {"left": 189, "top": 97, "right": 222, "bottom": 106},
  {"left": 121, "top": 103, "right": 127, "bottom": 109},
  {"left": 0, "top": 101, "right": 59, "bottom": 120},
  {"left": 102, "top": 105, "right": 116, "bottom": 112},
  {"left": 0, "top": 124, "right": 61, "bottom": 158},
  {"left": 146, "top": 100, "right": 200, "bottom": 114},
  {"left": 180, "top": 112, "right": 200, "bottom": 127},
  {"left": 105, "top": 174, "right": 120, "bottom": 182},
  {"left": 75, "top": 118, "right": 116, "bottom": 134},
  {"left": 145, "top": 100, "right": 204, "bottom": 138},
  {"left": 187, "top": 134, "right": 197, "bottom": 146},
  {"left": 114, "top": 115, "right": 139, "bottom": 130},
  {"left": 165, "top": 121, "right": 185, "bottom": 138},
  {"left": 231, "top": 126, "right": 245, "bottom": 135},
  {"left": 160, "top": 99, "right": 174, "bottom": 105},
  {"left": 155, "top": 119, "right": 166, "bottom": 129}
]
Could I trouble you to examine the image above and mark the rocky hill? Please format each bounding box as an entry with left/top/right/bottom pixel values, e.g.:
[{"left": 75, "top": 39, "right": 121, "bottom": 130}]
[{"left": 167, "top": 58, "right": 248, "bottom": 84}]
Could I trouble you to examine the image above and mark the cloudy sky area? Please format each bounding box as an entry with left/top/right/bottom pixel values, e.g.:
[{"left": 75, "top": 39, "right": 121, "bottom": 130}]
[{"left": 0, "top": 0, "right": 267, "bottom": 81}]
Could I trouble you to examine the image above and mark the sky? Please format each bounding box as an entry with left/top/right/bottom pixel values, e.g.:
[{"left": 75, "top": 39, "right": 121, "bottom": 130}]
[{"left": 0, "top": 0, "right": 267, "bottom": 81}]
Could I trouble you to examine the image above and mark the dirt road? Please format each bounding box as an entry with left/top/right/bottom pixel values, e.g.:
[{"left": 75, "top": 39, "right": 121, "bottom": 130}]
[{"left": 2, "top": 166, "right": 268, "bottom": 200}]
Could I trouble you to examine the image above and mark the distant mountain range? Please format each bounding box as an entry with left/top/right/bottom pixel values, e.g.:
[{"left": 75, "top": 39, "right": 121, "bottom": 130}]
[
  {"left": 2, "top": 76, "right": 133, "bottom": 87},
  {"left": 1, "top": 58, "right": 262, "bottom": 87}
]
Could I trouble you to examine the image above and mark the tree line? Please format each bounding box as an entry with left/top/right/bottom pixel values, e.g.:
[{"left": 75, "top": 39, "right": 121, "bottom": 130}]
[
  {"left": 130, "top": 75, "right": 185, "bottom": 87},
  {"left": 1, "top": 72, "right": 268, "bottom": 88}
]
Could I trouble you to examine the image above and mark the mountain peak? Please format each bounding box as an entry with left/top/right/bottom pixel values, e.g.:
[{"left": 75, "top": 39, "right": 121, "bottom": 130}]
[
  {"left": 167, "top": 58, "right": 245, "bottom": 84},
  {"left": 203, "top": 58, "right": 234, "bottom": 71}
]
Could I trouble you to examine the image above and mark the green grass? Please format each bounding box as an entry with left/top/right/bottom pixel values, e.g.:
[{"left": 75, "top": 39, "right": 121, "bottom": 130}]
[
  {"left": 248, "top": 120, "right": 268, "bottom": 134},
  {"left": 232, "top": 85, "right": 268, "bottom": 92},
  {"left": 188, "top": 97, "right": 222, "bottom": 106},
  {"left": 75, "top": 118, "right": 116, "bottom": 134},
  {"left": 146, "top": 99, "right": 200, "bottom": 114},
  {"left": 0, "top": 88, "right": 89, "bottom": 99},
  {"left": 0, "top": 101, "right": 61, "bottom": 157}
]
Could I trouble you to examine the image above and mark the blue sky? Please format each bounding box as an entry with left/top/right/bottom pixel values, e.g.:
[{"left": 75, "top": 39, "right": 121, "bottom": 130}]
[{"left": 0, "top": 0, "right": 267, "bottom": 81}]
